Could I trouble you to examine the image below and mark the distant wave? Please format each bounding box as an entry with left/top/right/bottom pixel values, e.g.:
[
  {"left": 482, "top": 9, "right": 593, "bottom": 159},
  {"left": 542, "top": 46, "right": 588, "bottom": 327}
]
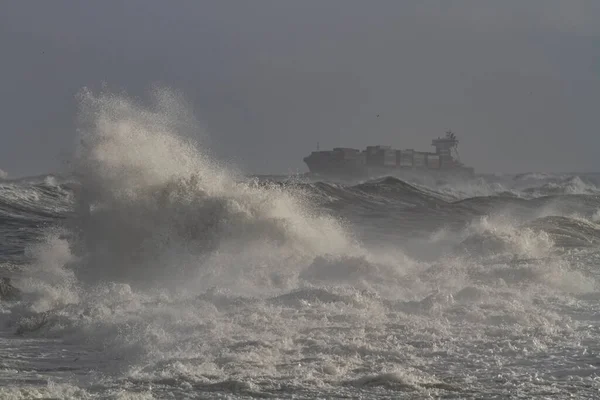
[
  {"left": 1, "top": 171, "right": 599, "bottom": 261},
  {"left": 0, "top": 176, "right": 73, "bottom": 219},
  {"left": 457, "top": 214, "right": 600, "bottom": 260}
]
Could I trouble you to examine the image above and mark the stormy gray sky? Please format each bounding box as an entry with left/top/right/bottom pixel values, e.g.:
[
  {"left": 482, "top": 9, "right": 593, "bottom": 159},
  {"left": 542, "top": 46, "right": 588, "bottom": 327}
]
[{"left": 1, "top": 0, "right": 599, "bottom": 177}]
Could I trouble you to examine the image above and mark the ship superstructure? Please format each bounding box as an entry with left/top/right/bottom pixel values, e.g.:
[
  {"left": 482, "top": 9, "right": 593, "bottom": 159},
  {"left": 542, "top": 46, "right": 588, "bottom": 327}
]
[{"left": 303, "top": 131, "right": 474, "bottom": 178}]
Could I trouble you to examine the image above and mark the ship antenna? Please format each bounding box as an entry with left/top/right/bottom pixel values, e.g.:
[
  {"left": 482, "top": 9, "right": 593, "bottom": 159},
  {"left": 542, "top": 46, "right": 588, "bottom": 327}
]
[{"left": 317, "top": 142, "right": 320, "bottom": 151}]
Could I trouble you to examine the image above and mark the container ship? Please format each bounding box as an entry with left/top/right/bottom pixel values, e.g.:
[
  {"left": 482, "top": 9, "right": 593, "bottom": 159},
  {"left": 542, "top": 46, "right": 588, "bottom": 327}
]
[{"left": 303, "top": 130, "right": 474, "bottom": 179}]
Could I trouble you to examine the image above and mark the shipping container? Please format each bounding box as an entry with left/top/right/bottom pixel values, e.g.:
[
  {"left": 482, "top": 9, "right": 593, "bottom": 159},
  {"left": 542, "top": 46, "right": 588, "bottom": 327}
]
[
  {"left": 427, "top": 154, "right": 440, "bottom": 169},
  {"left": 366, "top": 146, "right": 378, "bottom": 156},
  {"left": 440, "top": 155, "right": 455, "bottom": 168},
  {"left": 367, "top": 150, "right": 383, "bottom": 166},
  {"left": 357, "top": 152, "right": 367, "bottom": 165},
  {"left": 333, "top": 148, "right": 361, "bottom": 160},
  {"left": 383, "top": 149, "right": 397, "bottom": 166},
  {"left": 366, "top": 153, "right": 381, "bottom": 165},
  {"left": 398, "top": 150, "right": 414, "bottom": 167},
  {"left": 366, "top": 145, "right": 390, "bottom": 155},
  {"left": 413, "top": 152, "right": 427, "bottom": 167}
]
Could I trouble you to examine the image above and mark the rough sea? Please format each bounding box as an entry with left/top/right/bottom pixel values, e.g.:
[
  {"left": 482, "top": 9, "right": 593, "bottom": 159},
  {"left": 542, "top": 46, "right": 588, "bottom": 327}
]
[{"left": 2, "top": 91, "right": 600, "bottom": 399}]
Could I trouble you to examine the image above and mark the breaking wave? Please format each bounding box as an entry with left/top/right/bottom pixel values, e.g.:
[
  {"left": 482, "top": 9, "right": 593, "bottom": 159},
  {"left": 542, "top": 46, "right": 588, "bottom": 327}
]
[{"left": 56, "top": 88, "right": 364, "bottom": 292}]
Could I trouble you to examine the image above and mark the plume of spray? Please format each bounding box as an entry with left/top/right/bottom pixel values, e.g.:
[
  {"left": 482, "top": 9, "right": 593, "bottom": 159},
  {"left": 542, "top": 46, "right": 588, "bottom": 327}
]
[{"left": 63, "top": 87, "right": 359, "bottom": 293}]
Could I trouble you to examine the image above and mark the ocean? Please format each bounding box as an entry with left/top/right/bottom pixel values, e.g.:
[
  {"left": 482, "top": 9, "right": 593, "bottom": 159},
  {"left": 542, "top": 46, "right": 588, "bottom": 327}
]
[{"left": 1, "top": 91, "right": 600, "bottom": 399}]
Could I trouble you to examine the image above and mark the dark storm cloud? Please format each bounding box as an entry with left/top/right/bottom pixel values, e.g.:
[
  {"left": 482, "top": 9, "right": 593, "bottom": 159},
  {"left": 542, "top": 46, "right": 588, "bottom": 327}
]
[{"left": 1, "top": 0, "right": 599, "bottom": 176}]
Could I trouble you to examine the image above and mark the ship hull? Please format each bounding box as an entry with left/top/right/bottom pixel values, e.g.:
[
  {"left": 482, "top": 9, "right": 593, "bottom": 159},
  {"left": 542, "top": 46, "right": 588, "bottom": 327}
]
[{"left": 304, "top": 163, "right": 474, "bottom": 181}]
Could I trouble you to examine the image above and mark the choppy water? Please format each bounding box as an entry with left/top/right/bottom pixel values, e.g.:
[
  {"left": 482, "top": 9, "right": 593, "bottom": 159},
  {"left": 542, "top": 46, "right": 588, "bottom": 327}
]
[{"left": 2, "top": 90, "right": 600, "bottom": 399}]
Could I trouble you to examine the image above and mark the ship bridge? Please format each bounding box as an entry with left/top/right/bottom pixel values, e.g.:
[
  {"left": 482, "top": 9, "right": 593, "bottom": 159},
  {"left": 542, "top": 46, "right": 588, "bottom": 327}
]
[{"left": 432, "top": 130, "right": 461, "bottom": 167}]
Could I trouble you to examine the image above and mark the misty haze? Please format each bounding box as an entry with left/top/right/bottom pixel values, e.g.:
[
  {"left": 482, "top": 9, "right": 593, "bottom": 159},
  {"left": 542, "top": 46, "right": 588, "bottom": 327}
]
[{"left": 1, "top": 1, "right": 600, "bottom": 398}]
